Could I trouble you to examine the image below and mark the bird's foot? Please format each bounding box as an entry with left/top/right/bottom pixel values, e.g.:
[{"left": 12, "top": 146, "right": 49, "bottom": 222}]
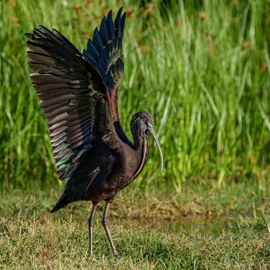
[
  {"left": 112, "top": 249, "right": 119, "bottom": 258},
  {"left": 88, "top": 249, "right": 93, "bottom": 257}
]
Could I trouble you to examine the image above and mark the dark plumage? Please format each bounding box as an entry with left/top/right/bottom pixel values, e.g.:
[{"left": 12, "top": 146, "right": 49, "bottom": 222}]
[{"left": 26, "top": 8, "right": 163, "bottom": 257}]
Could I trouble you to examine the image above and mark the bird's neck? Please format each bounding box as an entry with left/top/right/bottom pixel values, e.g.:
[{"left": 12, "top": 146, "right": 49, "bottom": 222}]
[
  {"left": 114, "top": 121, "right": 134, "bottom": 148},
  {"left": 131, "top": 127, "right": 146, "bottom": 151},
  {"left": 130, "top": 125, "right": 148, "bottom": 178},
  {"left": 114, "top": 121, "right": 146, "bottom": 150},
  {"left": 114, "top": 116, "right": 148, "bottom": 178}
]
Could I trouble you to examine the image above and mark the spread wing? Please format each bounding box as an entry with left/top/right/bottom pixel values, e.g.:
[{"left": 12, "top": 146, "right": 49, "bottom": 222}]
[
  {"left": 26, "top": 26, "right": 112, "bottom": 180},
  {"left": 26, "top": 8, "right": 127, "bottom": 181},
  {"left": 83, "top": 8, "right": 126, "bottom": 91}
]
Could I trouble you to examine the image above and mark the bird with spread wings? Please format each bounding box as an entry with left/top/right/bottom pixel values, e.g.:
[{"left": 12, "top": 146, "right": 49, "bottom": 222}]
[{"left": 26, "top": 8, "right": 163, "bottom": 257}]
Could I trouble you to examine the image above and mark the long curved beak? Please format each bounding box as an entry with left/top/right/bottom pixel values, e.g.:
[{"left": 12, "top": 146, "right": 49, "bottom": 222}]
[{"left": 147, "top": 124, "right": 164, "bottom": 172}]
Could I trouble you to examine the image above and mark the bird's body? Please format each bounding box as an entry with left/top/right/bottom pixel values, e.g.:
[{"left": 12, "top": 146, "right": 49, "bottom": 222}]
[
  {"left": 26, "top": 8, "right": 163, "bottom": 256},
  {"left": 52, "top": 124, "right": 148, "bottom": 209}
]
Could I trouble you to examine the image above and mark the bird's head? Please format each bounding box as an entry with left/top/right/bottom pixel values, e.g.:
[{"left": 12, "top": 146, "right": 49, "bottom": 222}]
[{"left": 131, "top": 112, "right": 164, "bottom": 172}]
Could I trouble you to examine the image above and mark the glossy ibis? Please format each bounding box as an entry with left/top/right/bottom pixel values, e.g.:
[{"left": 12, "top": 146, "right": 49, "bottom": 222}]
[{"left": 26, "top": 8, "right": 163, "bottom": 257}]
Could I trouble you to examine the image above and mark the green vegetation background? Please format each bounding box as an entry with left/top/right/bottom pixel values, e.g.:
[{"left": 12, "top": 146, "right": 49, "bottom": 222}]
[
  {"left": 1, "top": 0, "right": 269, "bottom": 189},
  {"left": 1, "top": 1, "right": 270, "bottom": 268}
]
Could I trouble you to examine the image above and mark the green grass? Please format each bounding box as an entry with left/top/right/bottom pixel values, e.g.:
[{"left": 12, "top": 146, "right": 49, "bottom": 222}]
[
  {"left": 1, "top": 183, "right": 270, "bottom": 269},
  {"left": 1, "top": 0, "right": 269, "bottom": 189}
]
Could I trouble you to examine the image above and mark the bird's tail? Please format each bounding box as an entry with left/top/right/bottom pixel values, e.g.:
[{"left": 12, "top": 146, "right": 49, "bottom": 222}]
[{"left": 50, "top": 193, "right": 70, "bottom": 213}]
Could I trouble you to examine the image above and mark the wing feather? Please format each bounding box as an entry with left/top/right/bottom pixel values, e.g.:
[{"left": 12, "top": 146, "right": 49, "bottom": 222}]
[
  {"left": 26, "top": 26, "right": 112, "bottom": 180},
  {"left": 27, "top": 9, "right": 127, "bottom": 180},
  {"left": 83, "top": 8, "right": 126, "bottom": 90}
]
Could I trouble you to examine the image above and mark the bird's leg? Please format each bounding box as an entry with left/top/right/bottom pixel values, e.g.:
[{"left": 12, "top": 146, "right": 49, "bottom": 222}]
[
  {"left": 88, "top": 203, "right": 97, "bottom": 256},
  {"left": 102, "top": 201, "right": 119, "bottom": 257}
]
